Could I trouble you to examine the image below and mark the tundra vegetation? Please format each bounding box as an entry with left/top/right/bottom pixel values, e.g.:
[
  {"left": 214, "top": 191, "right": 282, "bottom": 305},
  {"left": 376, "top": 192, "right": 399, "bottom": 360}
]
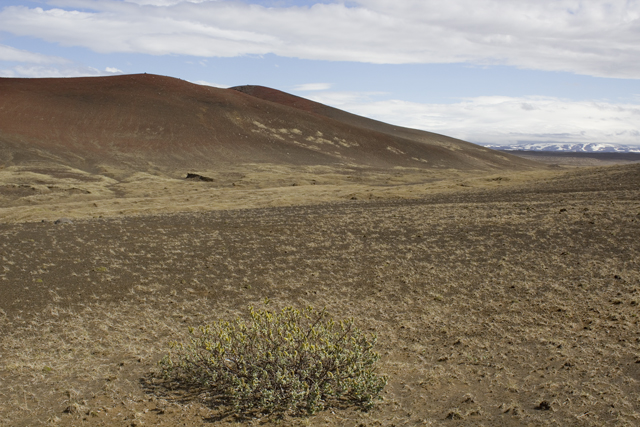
[
  {"left": 0, "top": 160, "right": 639, "bottom": 426},
  {"left": 159, "top": 303, "right": 387, "bottom": 416}
]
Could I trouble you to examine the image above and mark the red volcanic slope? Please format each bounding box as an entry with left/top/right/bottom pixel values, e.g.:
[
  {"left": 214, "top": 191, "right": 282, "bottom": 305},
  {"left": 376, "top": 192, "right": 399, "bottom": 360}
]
[
  {"left": 0, "top": 74, "right": 535, "bottom": 174},
  {"left": 232, "top": 85, "right": 488, "bottom": 150}
]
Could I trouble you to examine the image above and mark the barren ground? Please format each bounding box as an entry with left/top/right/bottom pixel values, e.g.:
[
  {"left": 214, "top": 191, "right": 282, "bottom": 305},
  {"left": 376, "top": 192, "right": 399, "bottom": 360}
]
[{"left": 1, "top": 162, "right": 639, "bottom": 426}]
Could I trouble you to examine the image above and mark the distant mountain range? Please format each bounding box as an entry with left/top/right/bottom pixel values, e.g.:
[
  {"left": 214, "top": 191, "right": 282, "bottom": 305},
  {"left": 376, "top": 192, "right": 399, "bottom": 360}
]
[{"left": 479, "top": 142, "right": 640, "bottom": 153}]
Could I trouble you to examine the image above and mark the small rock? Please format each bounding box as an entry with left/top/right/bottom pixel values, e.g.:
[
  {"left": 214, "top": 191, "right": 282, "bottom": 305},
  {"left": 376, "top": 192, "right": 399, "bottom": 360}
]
[
  {"left": 445, "top": 410, "right": 463, "bottom": 420},
  {"left": 535, "top": 401, "right": 551, "bottom": 410},
  {"left": 63, "top": 403, "right": 82, "bottom": 414},
  {"left": 461, "top": 394, "right": 475, "bottom": 403},
  {"left": 186, "top": 173, "right": 213, "bottom": 182},
  {"left": 54, "top": 218, "right": 73, "bottom": 225}
]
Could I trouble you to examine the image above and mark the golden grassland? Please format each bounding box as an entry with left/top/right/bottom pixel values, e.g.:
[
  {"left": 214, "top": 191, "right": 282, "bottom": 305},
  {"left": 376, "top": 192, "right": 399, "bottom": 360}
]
[
  {"left": 0, "top": 162, "right": 567, "bottom": 223},
  {"left": 1, "top": 161, "right": 639, "bottom": 426}
]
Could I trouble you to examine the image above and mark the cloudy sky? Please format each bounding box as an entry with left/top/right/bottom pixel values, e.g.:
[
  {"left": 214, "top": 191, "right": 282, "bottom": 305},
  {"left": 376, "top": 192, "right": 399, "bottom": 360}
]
[{"left": 1, "top": 0, "right": 639, "bottom": 147}]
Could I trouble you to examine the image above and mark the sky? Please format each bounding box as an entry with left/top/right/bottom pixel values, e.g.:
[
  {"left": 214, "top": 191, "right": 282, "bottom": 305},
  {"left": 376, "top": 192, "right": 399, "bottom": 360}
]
[{"left": 1, "top": 0, "right": 639, "bottom": 147}]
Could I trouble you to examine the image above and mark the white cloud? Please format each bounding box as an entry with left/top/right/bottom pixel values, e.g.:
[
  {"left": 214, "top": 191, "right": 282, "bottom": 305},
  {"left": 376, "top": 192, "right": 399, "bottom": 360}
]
[
  {"left": 124, "top": 0, "right": 208, "bottom": 5},
  {"left": 293, "top": 83, "right": 332, "bottom": 91},
  {"left": 1, "top": 65, "right": 112, "bottom": 78},
  {"left": 105, "top": 67, "right": 123, "bottom": 73},
  {"left": 0, "top": 43, "right": 68, "bottom": 64},
  {"left": 309, "top": 93, "right": 640, "bottom": 146},
  {"left": 193, "top": 80, "right": 230, "bottom": 88},
  {"left": 0, "top": 0, "right": 638, "bottom": 78},
  {"left": 307, "top": 90, "right": 387, "bottom": 106}
]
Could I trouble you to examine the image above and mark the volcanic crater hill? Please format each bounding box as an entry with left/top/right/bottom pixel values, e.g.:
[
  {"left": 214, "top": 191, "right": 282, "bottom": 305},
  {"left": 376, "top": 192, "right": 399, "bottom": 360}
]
[{"left": 0, "top": 74, "right": 536, "bottom": 176}]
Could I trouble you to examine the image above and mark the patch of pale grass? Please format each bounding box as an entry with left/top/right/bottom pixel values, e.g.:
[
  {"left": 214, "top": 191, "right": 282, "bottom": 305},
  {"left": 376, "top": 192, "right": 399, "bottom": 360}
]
[{"left": 0, "top": 162, "right": 565, "bottom": 223}]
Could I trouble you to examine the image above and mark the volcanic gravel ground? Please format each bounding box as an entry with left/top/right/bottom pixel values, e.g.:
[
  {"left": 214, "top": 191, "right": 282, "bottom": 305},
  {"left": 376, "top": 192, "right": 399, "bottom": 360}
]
[{"left": 0, "top": 163, "right": 639, "bottom": 426}]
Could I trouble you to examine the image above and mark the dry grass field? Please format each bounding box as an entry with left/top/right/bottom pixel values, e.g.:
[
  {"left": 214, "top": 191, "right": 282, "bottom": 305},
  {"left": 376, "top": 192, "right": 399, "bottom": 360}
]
[{"left": 1, "top": 160, "right": 639, "bottom": 426}]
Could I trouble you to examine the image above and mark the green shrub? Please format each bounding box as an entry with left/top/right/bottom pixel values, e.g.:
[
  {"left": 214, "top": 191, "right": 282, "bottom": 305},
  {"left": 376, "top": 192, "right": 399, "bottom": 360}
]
[{"left": 158, "top": 304, "right": 387, "bottom": 416}]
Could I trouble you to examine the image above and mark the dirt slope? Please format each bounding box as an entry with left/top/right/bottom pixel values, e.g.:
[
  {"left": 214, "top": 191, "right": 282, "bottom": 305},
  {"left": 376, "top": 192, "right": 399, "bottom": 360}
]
[{"left": 0, "top": 74, "right": 536, "bottom": 176}]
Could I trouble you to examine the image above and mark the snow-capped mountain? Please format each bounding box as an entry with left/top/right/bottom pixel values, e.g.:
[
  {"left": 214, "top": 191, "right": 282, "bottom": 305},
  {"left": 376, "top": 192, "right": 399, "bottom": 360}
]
[{"left": 478, "top": 142, "right": 640, "bottom": 153}]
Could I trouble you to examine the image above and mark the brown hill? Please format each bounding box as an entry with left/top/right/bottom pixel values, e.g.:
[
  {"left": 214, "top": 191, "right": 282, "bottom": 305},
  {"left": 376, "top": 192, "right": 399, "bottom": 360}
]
[
  {"left": 232, "top": 84, "right": 497, "bottom": 155},
  {"left": 0, "top": 74, "right": 536, "bottom": 176}
]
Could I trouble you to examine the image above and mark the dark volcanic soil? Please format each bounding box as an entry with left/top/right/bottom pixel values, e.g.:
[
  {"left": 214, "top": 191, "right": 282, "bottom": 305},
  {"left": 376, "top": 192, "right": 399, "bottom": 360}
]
[{"left": 1, "top": 163, "right": 639, "bottom": 426}]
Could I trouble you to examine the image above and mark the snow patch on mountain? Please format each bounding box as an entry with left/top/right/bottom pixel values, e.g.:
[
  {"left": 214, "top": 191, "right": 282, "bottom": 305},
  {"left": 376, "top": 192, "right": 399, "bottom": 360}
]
[{"left": 478, "top": 142, "right": 640, "bottom": 153}]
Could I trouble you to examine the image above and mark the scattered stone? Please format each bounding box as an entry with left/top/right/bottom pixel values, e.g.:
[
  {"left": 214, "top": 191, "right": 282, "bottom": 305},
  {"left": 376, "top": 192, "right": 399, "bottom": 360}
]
[
  {"left": 63, "top": 403, "right": 82, "bottom": 414},
  {"left": 461, "top": 394, "right": 475, "bottom": 403},
  {"left": 185, "top": 173, "right": 213, "bottom": 182},
  {"left": 54, "top": 218, "right": 73, "bottom": 225},
  {"left": 535, "top": 401, "right": 551, "bottom": 410},
  {"left": 503, "top": 404, "right": 521, "bottom": 415},
  {"left": 445, "top": 410, "right": 464, "bottom": 420}
]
